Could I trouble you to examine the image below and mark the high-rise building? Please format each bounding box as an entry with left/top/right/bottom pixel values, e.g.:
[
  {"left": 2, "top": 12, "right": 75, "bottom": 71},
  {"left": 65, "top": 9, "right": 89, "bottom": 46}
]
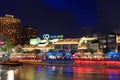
[
  {"left": 0, "top": 14, "right": 21, "bottom": 45},
  {"left": 20, "top": 26, "right": 39, "bottom": 45},
  {"left": 0, "top": 14, "right": 39, "bottom": 45}
]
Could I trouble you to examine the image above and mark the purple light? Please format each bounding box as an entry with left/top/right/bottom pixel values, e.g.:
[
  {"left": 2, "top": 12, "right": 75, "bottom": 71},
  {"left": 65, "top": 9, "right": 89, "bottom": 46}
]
[
  {"left": 37, "top": 67, "right": 41, "bottom": 72},
  {"left": 0, "top": 40, "right": 5, "bottom": 45},
  {"left": 73, "top": 55, "right": 75, "bottom": 57}
]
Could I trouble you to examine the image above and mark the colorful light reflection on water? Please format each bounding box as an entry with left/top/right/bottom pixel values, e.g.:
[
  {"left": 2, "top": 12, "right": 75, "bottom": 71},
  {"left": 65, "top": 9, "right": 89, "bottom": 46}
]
[{"left": 0, "top": 65, "right": 120, "bottom": 80}]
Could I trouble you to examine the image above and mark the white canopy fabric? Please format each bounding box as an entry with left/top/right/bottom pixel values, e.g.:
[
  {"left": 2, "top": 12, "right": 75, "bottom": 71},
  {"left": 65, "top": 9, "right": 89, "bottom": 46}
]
[{"left": 107, "top": 51, "right": 117, "bottom": 55}]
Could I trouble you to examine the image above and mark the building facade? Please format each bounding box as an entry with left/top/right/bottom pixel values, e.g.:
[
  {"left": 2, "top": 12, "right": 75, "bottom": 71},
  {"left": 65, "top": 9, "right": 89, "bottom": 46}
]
[
  {"left": 0, "top": 14, "right": 21, "bottom": 45},
  {"left": 78, "top": 36, "right": 97, "bottom": 50},
  {"left": 20, "top": 26, "right": 39, "bottom": 45},
  {"left": 0, "top": 14, "right": 39, "bottom": 45},
  {"left": 98, "top": 33, "right": 116, "bottom": 52},
  {"left": 90, "top": 40, "right": 99, "bottom": 52},
  {"left": 116, "top": 34, "right": 120, "bottom": 52},
  {"left": 55, "top": 38, "right": 80, "bottom": 51}
]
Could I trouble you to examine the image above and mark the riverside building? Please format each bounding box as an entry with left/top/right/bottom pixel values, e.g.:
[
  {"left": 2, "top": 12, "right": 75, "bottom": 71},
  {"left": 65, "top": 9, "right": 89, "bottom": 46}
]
[{"left": 98, "top": 33, "right": 116, "bottom": 52}]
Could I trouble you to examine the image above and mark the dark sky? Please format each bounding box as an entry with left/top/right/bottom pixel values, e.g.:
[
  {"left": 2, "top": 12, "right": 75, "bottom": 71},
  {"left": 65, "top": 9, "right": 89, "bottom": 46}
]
[{"left": 0, "top": 0, "right": 120, "bottom": 38}]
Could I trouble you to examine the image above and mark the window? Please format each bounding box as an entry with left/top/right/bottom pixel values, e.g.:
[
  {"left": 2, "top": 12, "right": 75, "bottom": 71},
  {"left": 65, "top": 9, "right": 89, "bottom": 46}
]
[
  {"left": 55, "top": 45, "right": 61, "bottom": 49},
  {"left": 63, "top": 44, "right": 69, "bottom": 49},
  {"left": 71, "top": 44, "right": 78, "bottom": 50},
  {"left": 102, "top": 40, "right": 106, "bottom": 43}
]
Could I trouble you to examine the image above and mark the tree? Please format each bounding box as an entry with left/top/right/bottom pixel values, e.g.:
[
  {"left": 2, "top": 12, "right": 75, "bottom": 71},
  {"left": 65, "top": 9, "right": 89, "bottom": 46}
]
[
  {"left": 0, "top": 47, "right": 3, "bottom": 52},
  {"left": 15, "top": 44, "right": 23, "bottom": 52},
  {"left": 4, "top": 40, "right": 14, "bottom": 53}
]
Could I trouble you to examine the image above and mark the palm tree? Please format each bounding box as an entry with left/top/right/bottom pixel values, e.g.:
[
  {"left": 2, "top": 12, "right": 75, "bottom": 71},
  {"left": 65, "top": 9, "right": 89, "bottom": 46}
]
[{"left": 4, "top": 40, "right": 14, "bottom": 53}]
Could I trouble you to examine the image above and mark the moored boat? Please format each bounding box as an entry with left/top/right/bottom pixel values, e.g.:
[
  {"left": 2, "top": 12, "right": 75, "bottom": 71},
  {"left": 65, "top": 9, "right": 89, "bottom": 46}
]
[
  {"left": 0, "top": 62, "right": 23, "bottom": 66},
  {"left": 18, "top": 59, "right": 42, "bottom": 64}
]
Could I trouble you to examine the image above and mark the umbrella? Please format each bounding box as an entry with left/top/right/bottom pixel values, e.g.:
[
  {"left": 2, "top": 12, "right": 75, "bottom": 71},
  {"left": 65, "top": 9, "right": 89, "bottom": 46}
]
[
  {"left": 55, "top": 52, "right": 63, "bottom": 56},
  {"left": 46, "top": 52, "right": 54, "bottom": 56},
  {"left": 116, "top": 52, "right": 120, "bottom": 55},
  {"left": 107, "top": 51, "right": 117, "bottom": 55},
  {"left": 65, "top": 52, "right": 72, "bottom": 56}
]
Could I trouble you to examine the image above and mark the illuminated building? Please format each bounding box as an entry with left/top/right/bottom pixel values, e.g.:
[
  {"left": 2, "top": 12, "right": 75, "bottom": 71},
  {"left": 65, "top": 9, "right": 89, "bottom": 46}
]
[
  {"left": 90, "top": 40, "right": 99, "bottom": 52},
  {"left": 55, "top": 38, "right": 80, "bottom": 51},
  {"left": 116, "top": 34, "right": 120, "bottom": 52},
  {"left": 98, "top": 33, "right": 116, "bottom": 52},
  {"left": 23, "top": 36, "right": 98, "bottom": 52},
  {"left": 23, "top": 34, "right": 63, "bottom": 52},
  {"left": 23, "top": 37, "right": 59, "bottom": 52},
  {"left": 0, "top": 14, "right": 21, "bottom": 45},
  {"left": 78, "top": 36, "right": 97, "bottom": 50},
  {"left": 23, "top": 44, "right": 55, "bottom": 52},
  {"left": 21, "top": 26, "right": 39, "bottom": 45}
]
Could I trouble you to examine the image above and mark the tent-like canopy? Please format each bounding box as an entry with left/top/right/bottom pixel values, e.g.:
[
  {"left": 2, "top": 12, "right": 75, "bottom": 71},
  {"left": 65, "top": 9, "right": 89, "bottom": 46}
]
[
  {"left": 65, "top": 52, "right": 72, "bottom": 56},
  {"left": 84, "top": 52, "right": 92, "bottom": 55},
  {"left": 116, "top": 52, "right": 120, "bottom": 55},
  {"left": 107, "top": 51, "right": 117, "bottom": 55},
  {"left": 46, "top": 52, "right": 54, "bottom": 56},
  {"left": 55, "top": 52, "right": 63, "bottom": 56},
  {"left": 94, "top": 51, "right": 103, "bottom": 55}
]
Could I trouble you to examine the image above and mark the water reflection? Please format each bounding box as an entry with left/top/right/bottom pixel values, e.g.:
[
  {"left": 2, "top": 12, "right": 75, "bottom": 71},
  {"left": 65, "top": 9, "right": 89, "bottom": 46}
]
[
  {"left": 103, "top": 68, "right": 120, "bottom": 80},
  {"left": 0, "top": 65, "right": 120, "bottom": 80},
  {"left": 7, "top": 70, "right": 14, "bottom": 80}
]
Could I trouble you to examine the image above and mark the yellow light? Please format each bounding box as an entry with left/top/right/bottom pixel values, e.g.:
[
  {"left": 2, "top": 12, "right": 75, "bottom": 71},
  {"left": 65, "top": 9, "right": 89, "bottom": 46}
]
[{"left": 7, "top": 70, "right": 14, "bottom": 80}]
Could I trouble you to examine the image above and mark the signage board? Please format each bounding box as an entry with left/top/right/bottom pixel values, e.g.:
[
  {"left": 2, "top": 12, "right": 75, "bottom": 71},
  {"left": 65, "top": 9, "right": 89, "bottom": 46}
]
[
  {"left": 30, "top": 37, "right": 40, "bottom": 45},
  {"left": 43, "top": 34, "right": 63, "bottom": 40}
]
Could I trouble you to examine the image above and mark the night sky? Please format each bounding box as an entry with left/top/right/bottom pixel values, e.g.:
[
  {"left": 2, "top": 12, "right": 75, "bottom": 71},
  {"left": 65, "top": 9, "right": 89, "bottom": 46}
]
[{"left": 0, "top": 0, "right": 120, "bottom": 38}]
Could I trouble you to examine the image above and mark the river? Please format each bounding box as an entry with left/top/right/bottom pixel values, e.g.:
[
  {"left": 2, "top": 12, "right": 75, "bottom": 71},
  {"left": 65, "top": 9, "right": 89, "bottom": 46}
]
[{"left": 0, "top": 64, "right": 120, "bottom": 80}]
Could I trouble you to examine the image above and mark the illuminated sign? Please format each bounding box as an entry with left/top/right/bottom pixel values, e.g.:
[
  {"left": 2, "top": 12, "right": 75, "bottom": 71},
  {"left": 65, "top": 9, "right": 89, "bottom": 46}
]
[
  {"left": 43, "top": 34, "right": 63, "bottom": 40},
  {"left": 43, "top": 34, "right": 49, "bottom": 40},
  {"left": 30, "top": 37, "right": 40, "bottom": 45}
]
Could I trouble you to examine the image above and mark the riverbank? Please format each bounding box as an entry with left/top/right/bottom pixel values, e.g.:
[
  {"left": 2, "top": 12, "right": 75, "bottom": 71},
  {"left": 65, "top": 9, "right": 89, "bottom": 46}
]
[
  {"left": 6, "top": 59, "right": 120, "bottom": 68},
  {"left": 18, "top": 59, "right": 120, "bottom": 68},
  {"left": 0, "top": 62, "right": 23, "bottom": 66}
]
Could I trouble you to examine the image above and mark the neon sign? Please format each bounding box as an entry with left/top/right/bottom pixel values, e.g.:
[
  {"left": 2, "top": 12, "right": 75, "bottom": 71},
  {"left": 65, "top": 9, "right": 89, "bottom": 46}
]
[
  {"left": 43, "top": 34, "right": 63, "bottom": 40},
  {"left": 43, "top": 34, "right": 50, "bottom": 40}
]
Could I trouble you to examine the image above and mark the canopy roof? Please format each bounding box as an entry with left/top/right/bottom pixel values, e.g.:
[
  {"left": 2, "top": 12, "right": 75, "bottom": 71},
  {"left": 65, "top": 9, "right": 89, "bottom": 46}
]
[
  {"left": 107, "top": 51, "right": 117, "bottom": 55},
  {"left": 55, "top": 38, "right": 79, "bottom": 44}
]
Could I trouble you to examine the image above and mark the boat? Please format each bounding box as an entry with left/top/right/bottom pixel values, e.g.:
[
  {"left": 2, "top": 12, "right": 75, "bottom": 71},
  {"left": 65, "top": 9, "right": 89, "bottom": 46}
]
[
  {"left": 0, "top": 62, "right": 23, "bottom": 66},
  {"left": 18, "top": 59, "right": 42, "bottom": 64}
]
